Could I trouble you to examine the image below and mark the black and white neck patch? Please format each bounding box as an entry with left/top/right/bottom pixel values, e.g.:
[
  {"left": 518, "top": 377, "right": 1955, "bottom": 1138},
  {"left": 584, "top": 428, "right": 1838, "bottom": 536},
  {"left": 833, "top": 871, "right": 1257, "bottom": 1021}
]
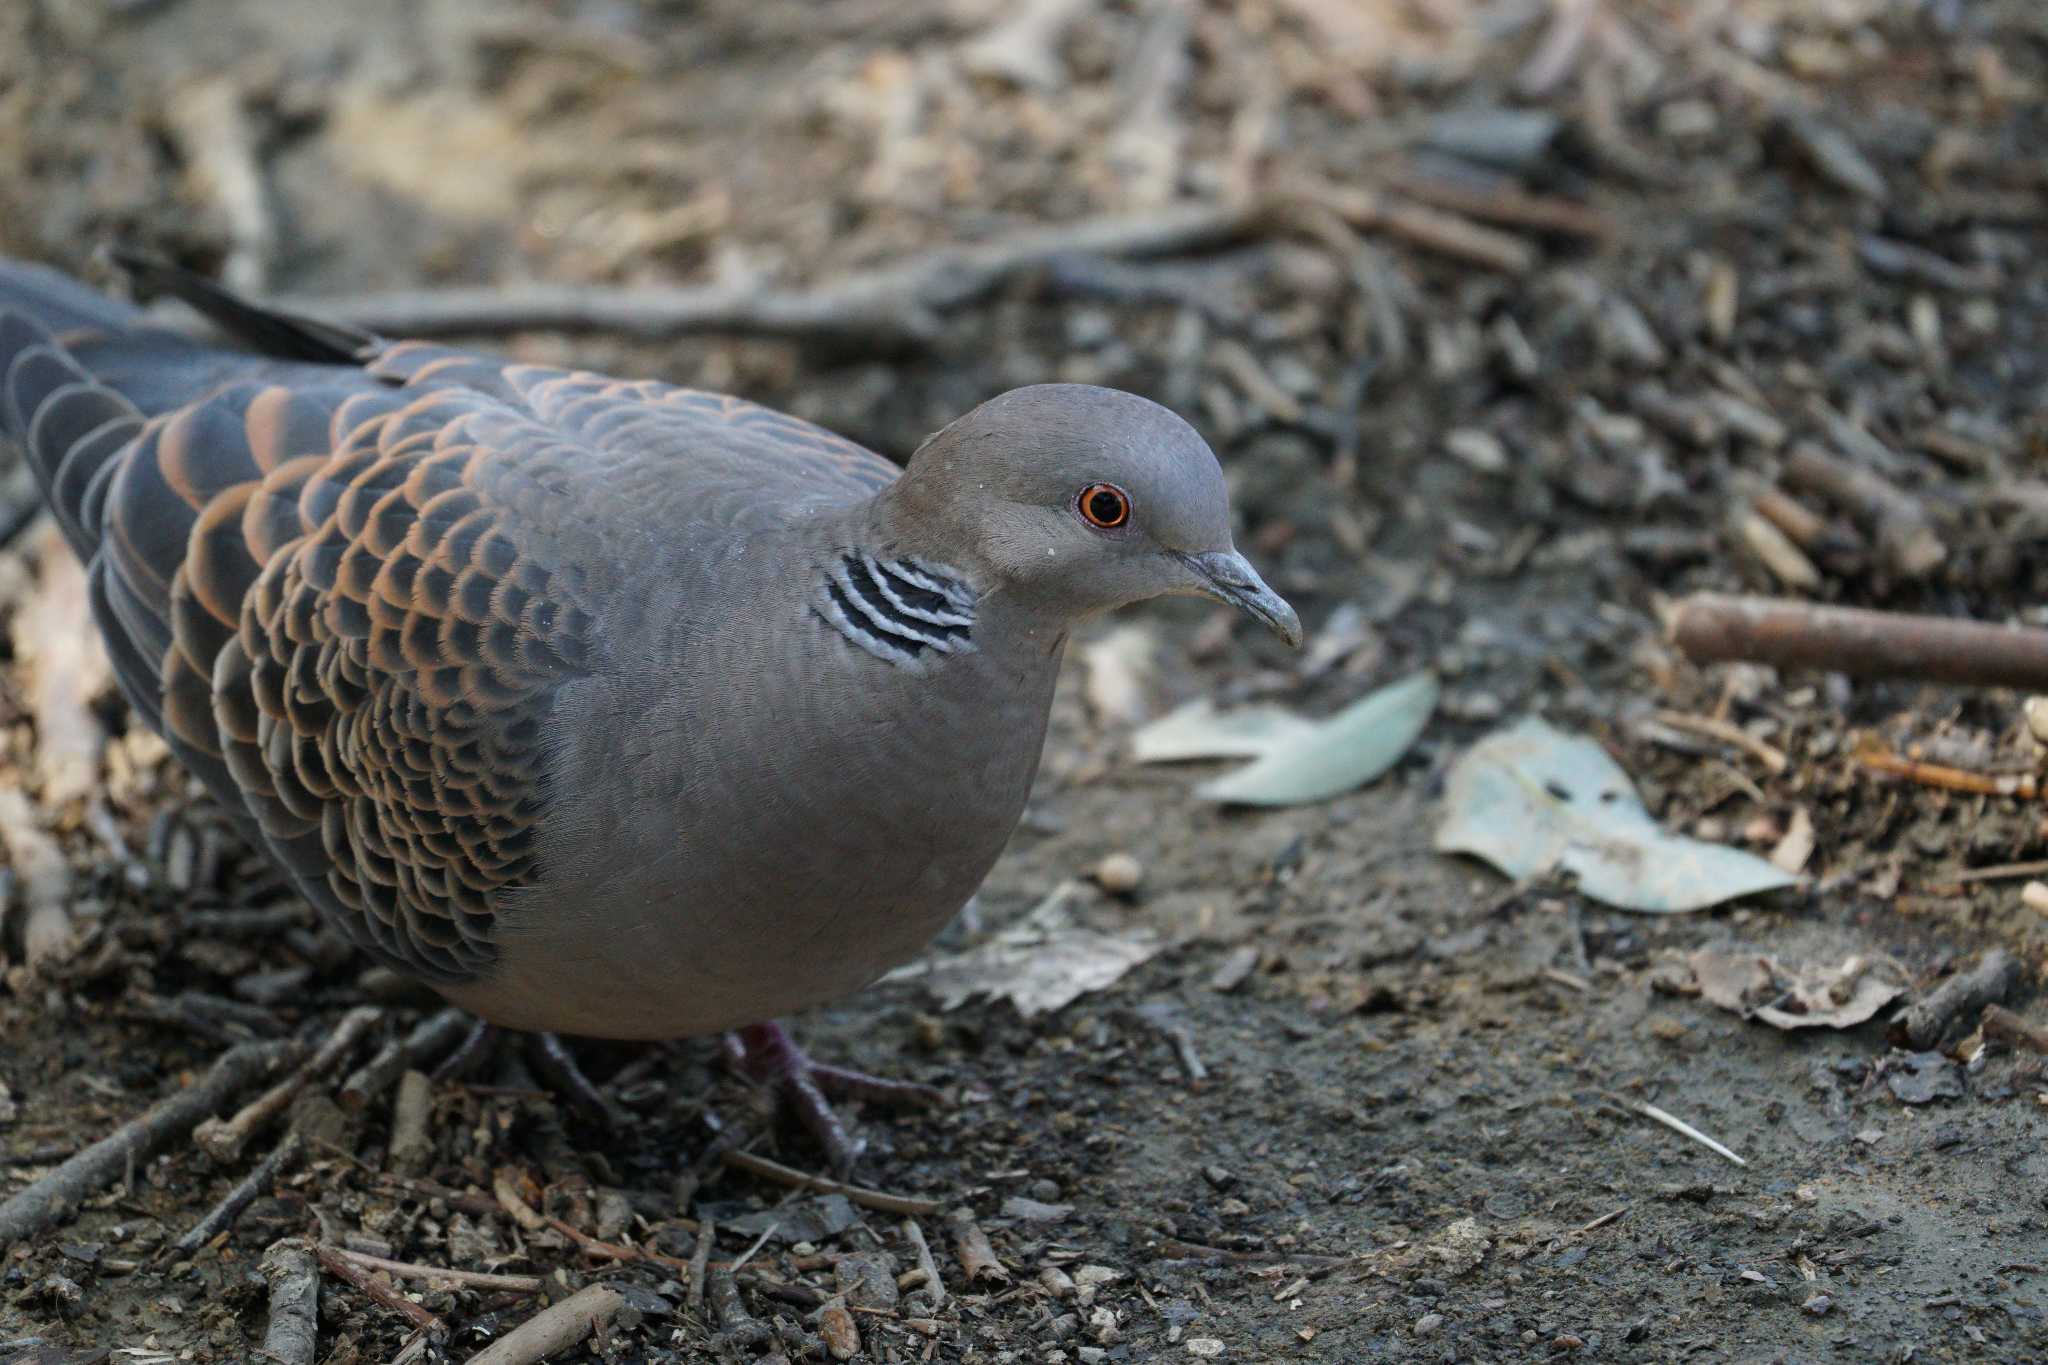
[{"left": 817, "top": 553, "right": 976, "bottom": 667}]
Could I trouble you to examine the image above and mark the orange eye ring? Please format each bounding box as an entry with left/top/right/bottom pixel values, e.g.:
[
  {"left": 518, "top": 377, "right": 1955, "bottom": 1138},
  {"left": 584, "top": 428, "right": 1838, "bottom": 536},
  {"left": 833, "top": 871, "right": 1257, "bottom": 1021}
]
[{"left": 1077, "top": 482, "right": 1131, "bottom": 529}]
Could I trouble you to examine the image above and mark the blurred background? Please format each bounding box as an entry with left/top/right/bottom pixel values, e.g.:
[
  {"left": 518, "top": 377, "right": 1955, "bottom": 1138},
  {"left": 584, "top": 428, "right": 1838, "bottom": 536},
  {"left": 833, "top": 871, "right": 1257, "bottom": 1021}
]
[{"left": 3, "top": 0, "right": 2047, "bottom": 1359}]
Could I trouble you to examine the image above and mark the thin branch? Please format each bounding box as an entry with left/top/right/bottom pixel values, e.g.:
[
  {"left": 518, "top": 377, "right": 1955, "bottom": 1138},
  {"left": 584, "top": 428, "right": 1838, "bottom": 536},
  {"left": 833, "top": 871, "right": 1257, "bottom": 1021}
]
[
  {"left": 311, "top": 1243, "right": 446, "bottom": 1339},
  {"left": 719, "top": 1149, "right": 946, "bottom": 1217},
  {"left": 0, "top": 1039, "right": 298, "bottom": 1245},
  {"left": 275, "top": 203, "right": 1272, "bottom": 351}
]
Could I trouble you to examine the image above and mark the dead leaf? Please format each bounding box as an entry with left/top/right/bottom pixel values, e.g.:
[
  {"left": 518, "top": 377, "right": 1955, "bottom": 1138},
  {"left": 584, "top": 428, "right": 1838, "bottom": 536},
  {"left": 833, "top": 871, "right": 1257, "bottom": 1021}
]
[
  {"left": 890, "top": 882, "right": 1159, "bottom": 1017},
  {"left": 1436, "top": 717, "right": 1794, "bottom": 913},
  {"left": 1132, "top": 671, "right": 1438, "bottom": 806},
  {"left": 1687, "top": 949, "right": 1908, "bottom": 1030}
]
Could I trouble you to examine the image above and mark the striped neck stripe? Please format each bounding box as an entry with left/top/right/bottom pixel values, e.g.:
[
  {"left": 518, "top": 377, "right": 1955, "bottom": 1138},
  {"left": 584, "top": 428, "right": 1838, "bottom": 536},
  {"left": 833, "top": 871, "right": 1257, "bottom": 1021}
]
[{"left": 818, "top": 553, "right": 975, "bottom": 667}]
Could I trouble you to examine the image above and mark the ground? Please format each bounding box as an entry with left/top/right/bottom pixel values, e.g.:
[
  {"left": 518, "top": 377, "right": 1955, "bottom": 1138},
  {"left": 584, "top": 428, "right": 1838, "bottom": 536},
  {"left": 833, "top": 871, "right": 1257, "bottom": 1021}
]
[{"left": 2, "top": 0, "right": 2047, "bottom": 1361}]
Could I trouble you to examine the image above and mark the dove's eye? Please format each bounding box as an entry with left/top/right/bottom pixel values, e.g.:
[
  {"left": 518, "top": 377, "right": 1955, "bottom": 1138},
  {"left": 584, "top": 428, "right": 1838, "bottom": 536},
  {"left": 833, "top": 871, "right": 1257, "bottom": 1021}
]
[{"left": 1076, "top": 482, "right": 1130, "bottom": 530}]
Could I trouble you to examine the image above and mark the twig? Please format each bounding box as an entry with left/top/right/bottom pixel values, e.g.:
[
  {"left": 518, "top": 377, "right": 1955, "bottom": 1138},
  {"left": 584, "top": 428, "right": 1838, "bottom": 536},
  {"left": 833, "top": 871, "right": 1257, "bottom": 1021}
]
[
  {"left": 257, "top": 1239, "right": 319, "bottom": 1365},
  {"left": 1981, "top": 1004, "right": 2048, "bottom": 1056},
  {"left": 1783, "top": 441, "right": 1944, "bottom": 579},
  {"left": 546, "top": 1215, "right": 691, "bottom": 1276},
  {"left": 1652, "top": 710, "right": 1789, "bottom": 774},
  {"left": 707, "top": 1267, "right": 771, "bottom": 1349},
  {"left": 1292, "top": 181, "right": 1539, "bottom": 274},
  {"left": 173, "top": 1130, "right": 303, "bottom": 1256},
  {"left": 1854, "top": 741, "right": 2037, "bottom": 799},
  {"left": 1948, "top": 859, "right": 2048, "bottom": 884},
  {"left": 1635, "top": 1101, "right": 1747, "bottom": 1167},
  {"left": 1385, "top": 171, "right": 1614, "bottom": 241},
  {"left": 719, "top": 1149, "right": 946, "bottom": 1217},
  {"left": 728, "top": 1221, "right": 780, "bottom": 1276},
  {"left": 278, "top": 203, "right": 1272, "bottom": 350},
  {"left": 195, "top": 1005, "right": 383, "bottom": 1162},
  {"left": 1750, "top": 487, "right": 1829, "bottom": 548},
  {"left": 325, "top": 1246, "right": 543, "bottom": 1295},
  {"left": 687, "top": 1215, "right": 714, "bottom": 1309},
  {"left": 339, "top": 1007, "right": 471, "bottom": 1110},
  {"left": 1891, "top": 950, "right": 2019, "bottom": 1050},
  {"left": 903, "top": 1217, "right": 946, "bottom": 1309},
  {"left": 1736, "top": 511, "right": 1822, "bottom": 591},
  {"left": 1670, "top": 594, "right": 2048, "bottom": 690},
  {"left": 310, "top": 1243, "right": 446, "bottom": 1339},
  {"left": 466, "top": 1283, "right": 624, "bottom": 1365},
  {"left": 1578, "top": 1208, "right": 1628, "bottom": 1233},
  {"left": 0, "top": 1039, "right": 297, "bottom": 1245}
]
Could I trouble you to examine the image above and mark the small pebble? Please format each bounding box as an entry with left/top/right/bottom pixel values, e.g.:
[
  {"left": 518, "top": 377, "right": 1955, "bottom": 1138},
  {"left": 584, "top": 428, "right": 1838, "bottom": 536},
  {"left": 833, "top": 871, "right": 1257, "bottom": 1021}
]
[
  {"left": 1093, "top": 852, "right": 1144, "bottom": 895},
  {"left": 1414, "top": 1312, "right": 1444, "bottom": 1335},
  {"left": 1802, "top": 1293, "right": 1832, "bottom": 1316},
  {"left": 1186, "top": 1340, "right": 1225, "bottom": 1359}
]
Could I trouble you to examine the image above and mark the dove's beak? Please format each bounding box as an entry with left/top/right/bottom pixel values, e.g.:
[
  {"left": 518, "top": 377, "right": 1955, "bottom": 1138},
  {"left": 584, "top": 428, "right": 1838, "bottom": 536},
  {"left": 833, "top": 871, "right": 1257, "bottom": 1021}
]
[{"left": 1180, "top": 550, "right": 1303, "bottom": 648}]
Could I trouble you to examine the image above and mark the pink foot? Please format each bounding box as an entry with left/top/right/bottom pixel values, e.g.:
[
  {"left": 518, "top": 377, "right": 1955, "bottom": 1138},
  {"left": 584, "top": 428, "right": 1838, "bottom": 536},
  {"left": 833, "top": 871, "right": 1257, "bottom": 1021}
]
[{"left": 722, "top": 1021, "right": 943, "bottom": 1171}]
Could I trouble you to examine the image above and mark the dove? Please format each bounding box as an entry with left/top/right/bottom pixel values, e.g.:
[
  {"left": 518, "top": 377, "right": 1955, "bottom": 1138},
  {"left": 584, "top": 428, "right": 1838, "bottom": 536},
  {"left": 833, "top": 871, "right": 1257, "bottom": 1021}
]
[{"left": 0, "top": 256, "right": 1299, "bottom": 1164}]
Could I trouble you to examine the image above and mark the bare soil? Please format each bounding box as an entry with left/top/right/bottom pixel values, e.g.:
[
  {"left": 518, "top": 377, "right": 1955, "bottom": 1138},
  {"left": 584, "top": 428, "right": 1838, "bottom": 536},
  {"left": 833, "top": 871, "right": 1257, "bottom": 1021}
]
[{"left": 2, "top": 1, "right": 2046, "bottom": 1361}]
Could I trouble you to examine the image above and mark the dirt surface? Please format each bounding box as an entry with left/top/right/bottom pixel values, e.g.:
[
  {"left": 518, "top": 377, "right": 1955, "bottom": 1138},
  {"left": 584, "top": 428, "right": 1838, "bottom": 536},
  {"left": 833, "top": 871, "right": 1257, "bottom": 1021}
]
[{"left": 3, "top": 0, "right": 2048, "bottom": 1360}]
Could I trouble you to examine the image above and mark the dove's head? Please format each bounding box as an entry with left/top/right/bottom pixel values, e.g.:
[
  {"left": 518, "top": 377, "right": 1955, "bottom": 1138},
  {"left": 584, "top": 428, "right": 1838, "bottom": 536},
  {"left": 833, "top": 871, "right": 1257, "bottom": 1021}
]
[{"left": 890, "top": 384, "right": 1301, "bottom": 646}]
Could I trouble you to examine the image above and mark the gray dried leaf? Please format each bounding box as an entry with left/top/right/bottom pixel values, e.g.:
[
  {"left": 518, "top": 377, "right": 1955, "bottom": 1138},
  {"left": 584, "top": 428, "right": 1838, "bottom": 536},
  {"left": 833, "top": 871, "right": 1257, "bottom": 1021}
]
[{"left": 1436, "top": 717, "right": 1795, "bottom": 913}]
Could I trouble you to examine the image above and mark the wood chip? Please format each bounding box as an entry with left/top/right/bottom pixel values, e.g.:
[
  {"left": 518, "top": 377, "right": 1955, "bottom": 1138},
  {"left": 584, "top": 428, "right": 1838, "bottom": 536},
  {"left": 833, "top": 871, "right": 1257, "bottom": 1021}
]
[{"left": 947, "top": 1208, "right": 1010, "bottom": 1285}]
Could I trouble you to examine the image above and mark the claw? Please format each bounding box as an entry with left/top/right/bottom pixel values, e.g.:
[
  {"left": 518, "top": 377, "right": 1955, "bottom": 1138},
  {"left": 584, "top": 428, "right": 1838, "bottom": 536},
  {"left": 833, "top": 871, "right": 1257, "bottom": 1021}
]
[{"left": 723, "top": 1021, "right": 942, "bottom": 1173}]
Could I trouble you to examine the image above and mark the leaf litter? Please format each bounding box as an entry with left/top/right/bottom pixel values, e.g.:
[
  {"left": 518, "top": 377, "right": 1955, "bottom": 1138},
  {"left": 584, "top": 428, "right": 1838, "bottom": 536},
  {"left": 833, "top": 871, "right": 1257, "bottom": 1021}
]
[
  {"left": 890, "top": 881, "right": 1159, "bottom": 1018},
  {"left": 1683, "top": 948, "right": 1910, "bottom": 1030},
  {"left": 1131, "top": 670, "right": 1439, "bottom": 806},
  {"left": 1435, "top": 717, "right": 1795, "bottom": 913}
]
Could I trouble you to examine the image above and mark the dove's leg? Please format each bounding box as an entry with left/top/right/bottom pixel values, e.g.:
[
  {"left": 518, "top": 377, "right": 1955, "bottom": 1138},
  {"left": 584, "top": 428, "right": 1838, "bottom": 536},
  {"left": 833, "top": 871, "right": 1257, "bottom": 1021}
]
[
  {"left": 435, "top": 1020, "right": 622, "bottom": 1123},
  {"left": 722, "top": 1021, "right": 943, "bottom": 1170}
]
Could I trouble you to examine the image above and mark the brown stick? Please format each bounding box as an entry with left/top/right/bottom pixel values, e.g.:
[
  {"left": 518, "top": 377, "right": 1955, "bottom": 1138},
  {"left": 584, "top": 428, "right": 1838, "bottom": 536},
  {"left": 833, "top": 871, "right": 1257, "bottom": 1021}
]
[
  {"left": 325, "top": 1246, "right": 543, "bottom": 1294},
  {"left": 1981, "top": 1004, "right": 2048, "bottom": 1055},
  {"left": 1386, "top": 171, "right": 1615, "bottom": 241},
  {"left": 1293, "top": 181, "right": 1539, "bottom": 274},
  {"left": 1891, "top": 950, "right": 2020, "bottom": 1050},
  {"left": 1782, "top": 441, "right": 1945, "bottom": 579},
  {"left": 173, "top": 1129, "right": 304, "bottom": 1255},
  {"left": 195, "top": 1005, "right": 383, "bottom": 1162},
  {"left": 311, "top": 1243, "right": 446, "bottom": 1339},
  {"left": 0, "top": 1039, "right": 297, "bottom": 1245},
  {"left": 1670, "top": 594, "right": 2048, "bottom": 690},
  {"left": 465, "top": 1283, "right": 624, "bottom": 1365},
  {"left": 719, "top": 1149, "right": 946, "bottom": 1217},
  {"left": 338, "top": 1007, "right": 471, "bottom": 1110}
]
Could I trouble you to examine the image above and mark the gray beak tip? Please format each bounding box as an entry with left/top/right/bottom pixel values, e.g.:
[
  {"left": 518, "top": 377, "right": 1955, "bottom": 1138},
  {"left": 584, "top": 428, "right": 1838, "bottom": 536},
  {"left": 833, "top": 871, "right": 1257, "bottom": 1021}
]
[{"left": 1185, "top": 550, "right": 1302, "bottom": 649}]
